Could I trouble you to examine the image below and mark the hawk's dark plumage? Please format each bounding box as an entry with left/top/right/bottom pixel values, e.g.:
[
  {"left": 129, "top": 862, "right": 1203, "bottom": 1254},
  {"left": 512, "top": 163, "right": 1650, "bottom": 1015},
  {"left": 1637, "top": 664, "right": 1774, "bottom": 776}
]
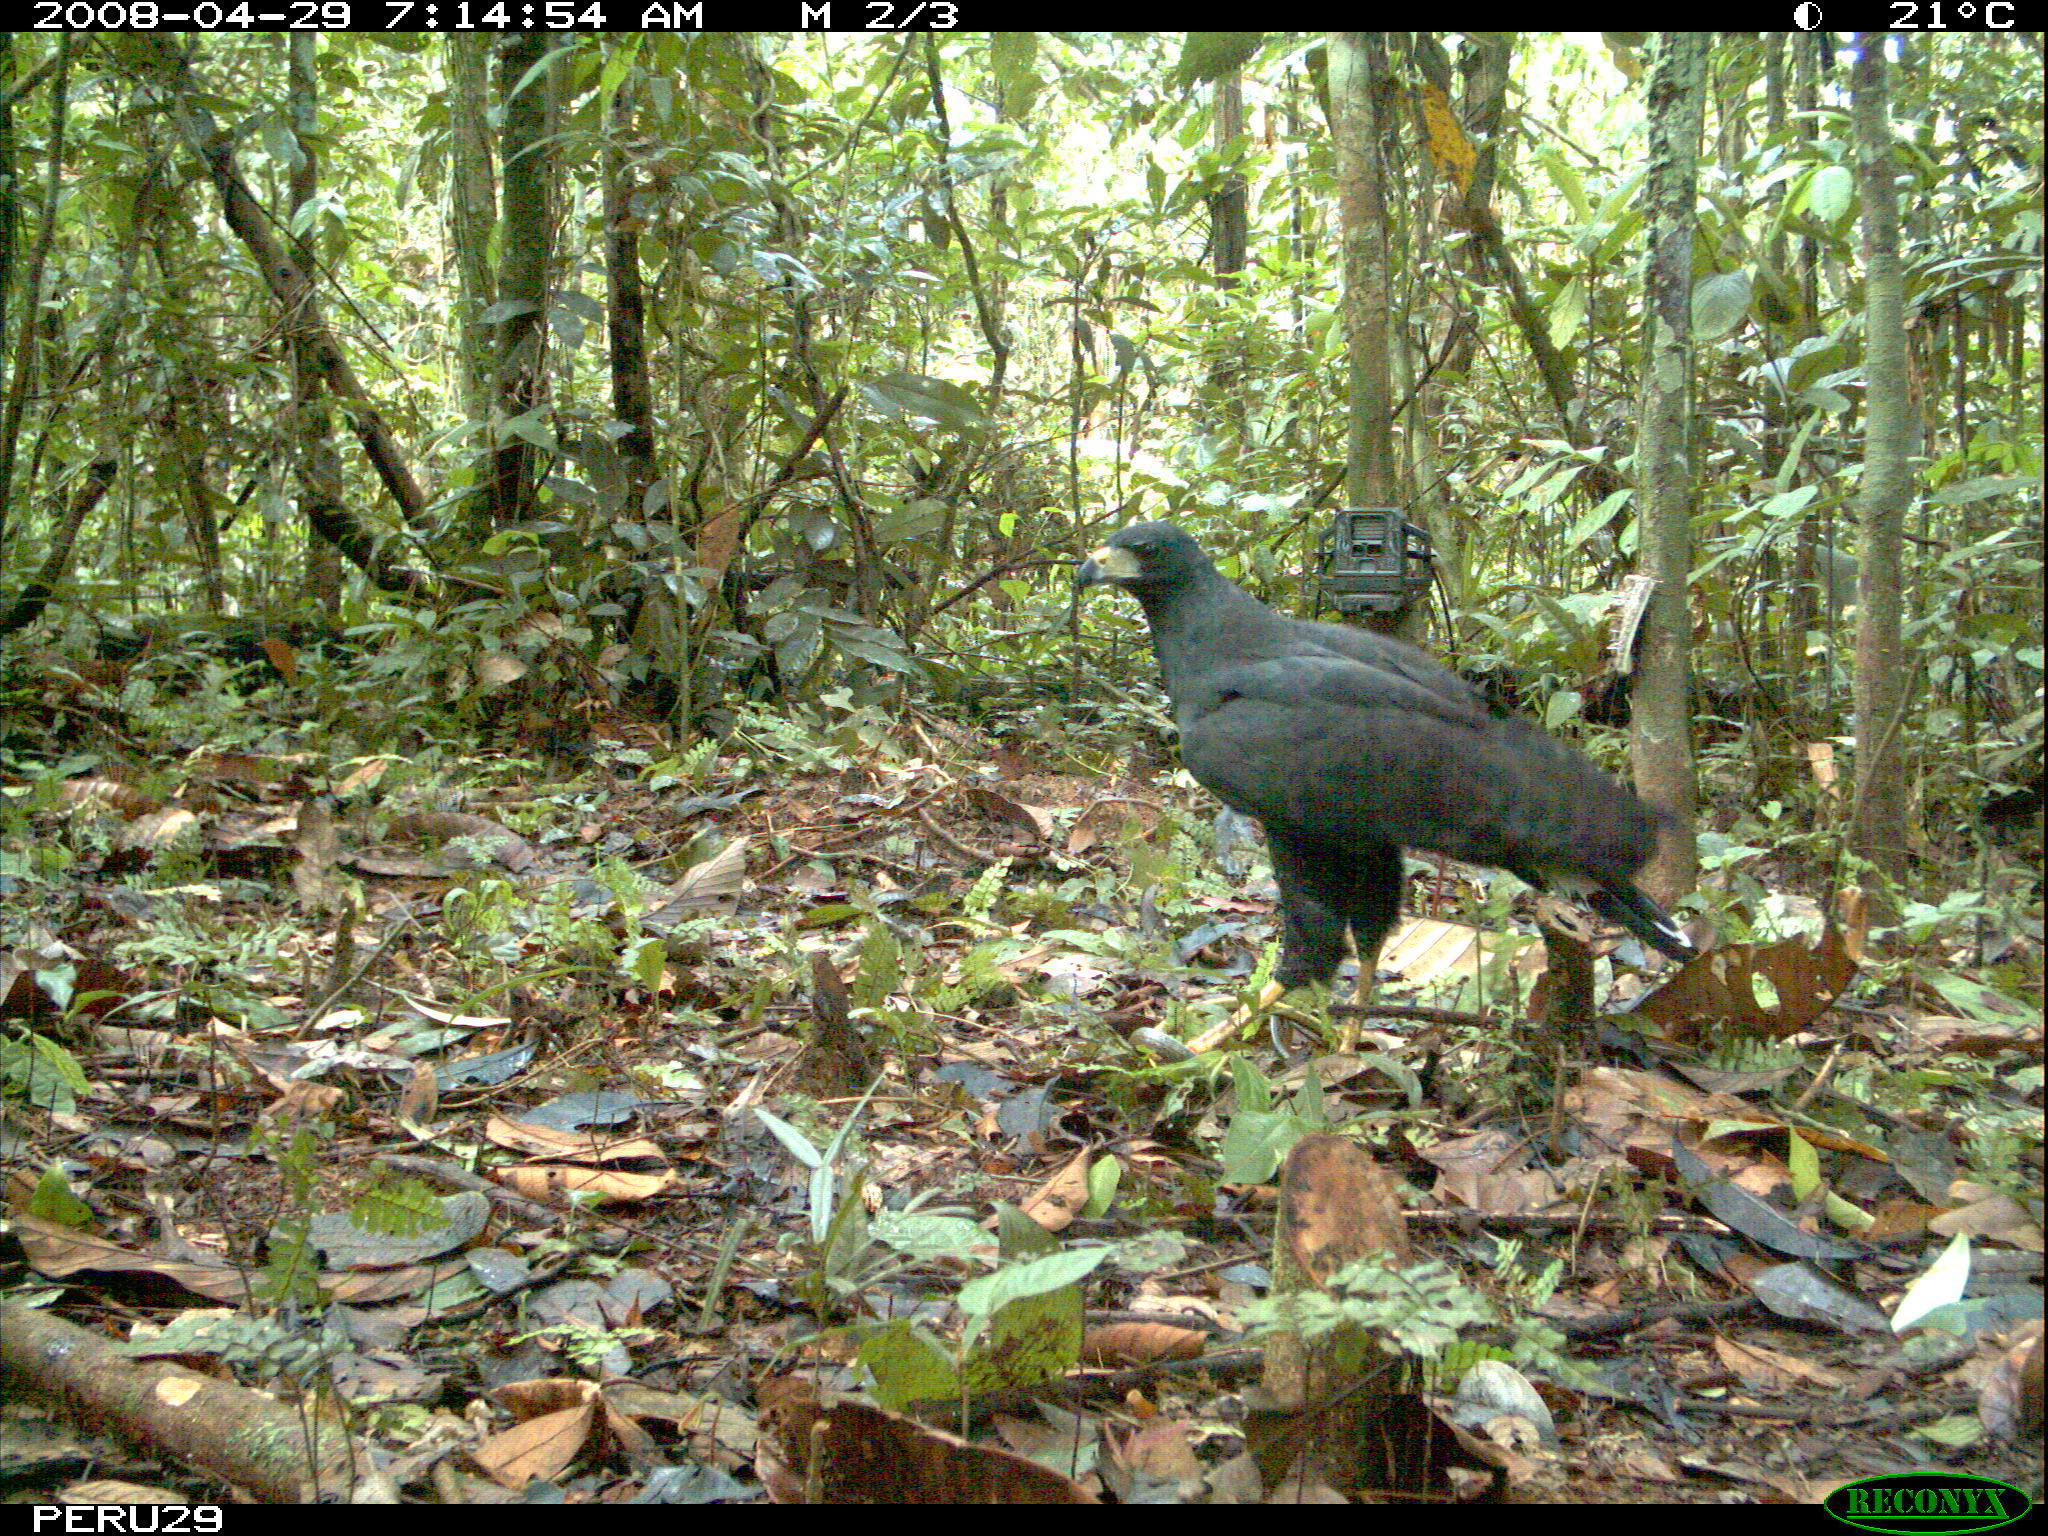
[{"left": 1075, "top": 522, "right": 1695, "bottom": 994}]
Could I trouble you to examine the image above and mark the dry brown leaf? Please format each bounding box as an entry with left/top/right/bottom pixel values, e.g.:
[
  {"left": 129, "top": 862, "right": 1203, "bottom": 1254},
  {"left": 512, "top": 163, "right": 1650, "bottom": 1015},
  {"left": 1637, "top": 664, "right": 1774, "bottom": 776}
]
[
  {"left": 11, "top": 1213, "right": 254, "bottom": 1303},
  {"left": 211, "top": 741, "right": 309, "bottom": 781},
  {"left": 323, "top": 1260, "right": 470, "bottom": 1305},
  {"left": 1112, "top": 1418, "right": 1205, "bottom": 1490},
  {"left": 497, "top": 1378, "right": 600, "bottom": 1416},
  {"left": 494, "top": 1165, "right": 675, "bottom": 1206},
  {"left": 384, "top": 812, "right": 535, "bottom": 872},
  {"left": 1280, "top": 1135, "right": 1412, "bottom": 1282},
  {"left": 471, "top": 1400, "right": 599, "bottom": 1488},
  {"left": 695, "top": 503, "right": 746, "bottom": 577},
  {"left": 90, "top": 1024, "right": 178, "bottom": 1067},
  {"left": 1712, "top": 1333, "right": 1847, "bottom": 1391},
  {"left": 1992, "top": 1324, "right": 2045, "bottom": 1443},
  {"left": 672, "top": 837, "right": 749, "bottom": 905},
  {"left": 472, "top": 652, "right": 529, "bottom": 693},
  {"left": 330, "top": 758, "right": 391, "bottom": 796},
  {"left": 60, "top": 1481, "right": 191, "bottom": 1505},
  {"left": 1631, "top": 920, "right": 1859, "bottom": 1043},
  {"left": 258, "top": 637, "right": 298, "bottom": 682},
  {"left": 260, "top": 1081, "right": 347, "bottom": 1125},
  {"left": 1019, "top": 1151, "right": 1092, "bottom": 1232},
  {"left": 58, "top": 777, "right": 160, "bottom": 818},
  {"left": 291, "top": 796, "right": 350, "bottom": 912},
  {"left": 114, "top": 807, "right": 199, "bottom": 853},
  {"left": 1806, "top": 741, "right": 1838, "bottom": 794},
  {"left": 967, "top": 788, "right": 1055, "bottom": 842},
  {"left": 603, "top": 1383, "right": 759, "bottom": 1463},
  {"left": 483, "top": 1114, "right": 663, "bottom": 1162},
  {"left": 396, "top": 1060, "right": 439, "bottom": 1126},
  {"left": 1080, "top": 1321, "right": 1205, "bottom": 1367},
  {"left": 1930, "top": 1190, "right": 2043, "bottom": 1249},
  {"left": 1378, "top": 917, "right": 1510, "bottom": 984}
]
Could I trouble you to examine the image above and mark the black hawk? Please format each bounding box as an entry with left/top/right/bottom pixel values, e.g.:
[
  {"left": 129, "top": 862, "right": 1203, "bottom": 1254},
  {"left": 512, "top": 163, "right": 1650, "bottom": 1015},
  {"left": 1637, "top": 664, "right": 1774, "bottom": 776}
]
[{"left": 1075, "top": 522, "right": 1696, "bottom": 1022}]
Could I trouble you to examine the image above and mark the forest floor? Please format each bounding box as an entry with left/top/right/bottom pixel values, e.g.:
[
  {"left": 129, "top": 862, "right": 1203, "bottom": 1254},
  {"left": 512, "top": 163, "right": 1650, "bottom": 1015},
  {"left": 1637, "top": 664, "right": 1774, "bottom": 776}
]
[{"left": 2, "top": 660, "right": 2041, "bottom": 1505}]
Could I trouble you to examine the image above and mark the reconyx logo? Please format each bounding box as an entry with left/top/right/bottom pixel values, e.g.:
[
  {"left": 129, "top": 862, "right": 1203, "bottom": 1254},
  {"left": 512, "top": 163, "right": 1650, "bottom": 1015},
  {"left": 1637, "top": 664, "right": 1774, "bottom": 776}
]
[{"left": 1825, "top": 1473, "right": 2033, "bottom": 1534}]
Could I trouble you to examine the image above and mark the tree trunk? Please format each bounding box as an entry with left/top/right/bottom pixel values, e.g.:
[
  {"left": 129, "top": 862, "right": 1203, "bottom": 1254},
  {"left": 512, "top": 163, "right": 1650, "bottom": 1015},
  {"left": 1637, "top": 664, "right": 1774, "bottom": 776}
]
[{"left": 1848, "top": 35, "right": 1915, "bottom": 899}]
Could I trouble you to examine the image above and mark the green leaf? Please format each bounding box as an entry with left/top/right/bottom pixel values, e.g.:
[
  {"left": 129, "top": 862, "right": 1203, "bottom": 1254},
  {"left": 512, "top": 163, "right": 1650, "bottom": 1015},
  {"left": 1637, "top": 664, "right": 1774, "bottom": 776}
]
[
  {"left": 870, "top": 1209, "right": 992, "bottom": 1263},
  {"left": 1536, "top": 146, "right": 1590, "bottom": 224},
  {"left": 856, "top": 1319, "right": 960, "bottom": 1410},
  {"left": 350, "top": 1175, "right": 457, "bottom": 1240},
  {"left": 965, "top": 1283, "right": 1083, "bottom": 1393},
  {"left": 27, "top": 1165, "right": 93, "bottom": 1228},
  {"left": 988, "top": 33, "right": 1042, "bottom": 120},
  {"left": 1564, "top": 490, "right": 1632, "bottom": 551},
  {"left": 1691, "top": 271, "right": 1752, "bottom": 341},
  {"left": 1786, "top": 1129, "right": 1820, "bottom": 1201},
  {"left": 623, "top": 935, "right": 667, "bottom": 993},
  {"left": 1, "top": 1032, "right": 89, "bottom": 1114},
  {"left": 1173, "top": 33, "right": 1264, "bottom": 88},
  {"left": 1529, "top": 591, "right": 1592, "bottom": 650},
  {"left": 1084, "top": 1156, "right": 1122, "bottom": 1218},
  {"left": 1931, "top": 475, "right": 2024, "bottom": 507},
  {"left": 1807, "top": 164, "right": 1854, "bottom": 225},
  {"left": 858, "top": 372, "right": 989, "bottom": 435},
  {"left": 1291, "top": 1066, "right": 1328, "bottom": 1123},
  {"left": 994, "top": 1201, "right": 1058, "bottom": 1261},
  {"left": 1218, "top": 1107, "right": 1302, "bottom": 1185},
  {"left": 31, "top": 965, "right": 76, "bottom": 1014},
  {"left": 1546, "top": 275, "right": 1587, "bottom": 349},
  {"left": 1919, "top": 971, "right": 2038, "bottom": 1027},
  {"left": 872, "top": 498, "right": 950, "bottom": 546},
  {"left": 956, "top": 1246, "right": 1109, "bottom": 1318},
  {"left": 1348, "top": 1052, "right": 1422, "bottom": 1109},
  {"left": 752, "top": 1107, "right": 823, "bottom": 1169},
  {"left": 849, "top": 923, "right": 901, "bottom": 1017},
  {"left": 795, "top": 903, "right": 863, "bottom": 931},
  {"left": 828, "top": 630, "right": 919, "bottom": 674},
  {"left": 1231, "top": 1054, "right": 1272, "bottom": 1114},
  {"left": 500, "top": 410, "right": 560, "bottom": 453}
]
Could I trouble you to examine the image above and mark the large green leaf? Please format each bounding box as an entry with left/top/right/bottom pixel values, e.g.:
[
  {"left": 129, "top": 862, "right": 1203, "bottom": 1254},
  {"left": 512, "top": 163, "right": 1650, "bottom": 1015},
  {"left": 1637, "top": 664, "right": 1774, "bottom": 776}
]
[
  {"left": 989, "top": 34, "right": 1042, "bottom": 120},
  {"left": 1806, "top": 164, "right": 1854, "bottom": 225},
  {"left": 1691, "top": 270, "right": 1752, "bottom": 341},
  {"left": 1173, "top": 33, "right": 1264, "bottom": 89},
  {"left": 956, "top": 1246, "right": 1108, "bottom": 1316},
  {"left": 858, "top": 372, "right": 989, "bottom": 435}
]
